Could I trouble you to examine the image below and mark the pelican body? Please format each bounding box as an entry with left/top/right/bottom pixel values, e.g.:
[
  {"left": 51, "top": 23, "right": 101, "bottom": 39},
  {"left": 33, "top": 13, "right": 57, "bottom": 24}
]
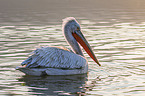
[{"left": 16, "top": 17, "right": 101, "bottom": 76}]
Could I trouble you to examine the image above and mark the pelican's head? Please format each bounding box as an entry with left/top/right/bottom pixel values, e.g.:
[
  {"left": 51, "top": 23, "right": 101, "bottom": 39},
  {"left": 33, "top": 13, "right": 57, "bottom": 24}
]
[
  {"left": 63, "top": 17, "right": 80, "bottom": 33},
  {"left": 63, "top": 17, "right": 101, "bottom": 66}
]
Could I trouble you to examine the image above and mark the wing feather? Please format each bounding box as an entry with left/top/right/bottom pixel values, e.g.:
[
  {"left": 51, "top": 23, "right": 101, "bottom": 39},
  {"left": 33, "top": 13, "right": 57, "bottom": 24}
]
[{"left": 22, "top": 46, "right": 87, "bottom": 69}]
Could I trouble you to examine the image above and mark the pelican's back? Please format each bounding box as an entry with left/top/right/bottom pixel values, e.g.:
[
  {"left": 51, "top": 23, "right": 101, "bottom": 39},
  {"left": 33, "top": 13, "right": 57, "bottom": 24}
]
[{"left": 21, "top": 47, "right": 87, "bottom": 69}]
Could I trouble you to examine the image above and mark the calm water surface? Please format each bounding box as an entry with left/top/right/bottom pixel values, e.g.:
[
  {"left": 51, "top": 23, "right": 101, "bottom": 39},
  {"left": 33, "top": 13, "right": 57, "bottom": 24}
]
[{"left": 0, "top": 0, "right": 145, "bottom": 95}]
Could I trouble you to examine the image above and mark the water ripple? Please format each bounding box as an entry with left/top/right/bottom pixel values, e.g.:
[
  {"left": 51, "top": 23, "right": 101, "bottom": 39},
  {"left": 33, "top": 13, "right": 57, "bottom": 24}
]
[{"left": 1, "top": 0, "right": 145, "bottom": 95}]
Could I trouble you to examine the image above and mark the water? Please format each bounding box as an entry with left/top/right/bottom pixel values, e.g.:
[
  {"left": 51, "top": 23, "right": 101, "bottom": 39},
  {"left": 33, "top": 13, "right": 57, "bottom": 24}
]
[{"left": 0, "top": 0, "right": 145, "bottom": 95}]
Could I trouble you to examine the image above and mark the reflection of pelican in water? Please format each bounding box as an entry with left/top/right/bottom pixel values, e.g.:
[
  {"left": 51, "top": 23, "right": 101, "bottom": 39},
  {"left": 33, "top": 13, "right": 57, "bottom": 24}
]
[
  {"left": 16, "top": 17, "right": 101, "bottom": 76},
  {"left": 18, "top": 74, "right": 88, "bottom": 95}
]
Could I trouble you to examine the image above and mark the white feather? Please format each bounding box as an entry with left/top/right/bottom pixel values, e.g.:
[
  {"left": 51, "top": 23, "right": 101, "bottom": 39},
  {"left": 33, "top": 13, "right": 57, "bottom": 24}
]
[{"left": 22, "top": 46, "right": 87, "bottom": 69}]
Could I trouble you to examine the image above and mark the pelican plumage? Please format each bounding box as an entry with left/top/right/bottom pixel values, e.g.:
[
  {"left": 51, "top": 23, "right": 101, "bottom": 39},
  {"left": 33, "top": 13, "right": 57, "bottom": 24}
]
[{"left": 16, "top": 17, "right": 101, "bottom": 76}]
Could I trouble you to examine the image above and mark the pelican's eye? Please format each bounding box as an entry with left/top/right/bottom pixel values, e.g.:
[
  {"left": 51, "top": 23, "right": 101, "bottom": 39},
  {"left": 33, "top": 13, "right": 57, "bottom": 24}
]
[{"left": 77, "top": 27, "right": 80, "bottom": 30}]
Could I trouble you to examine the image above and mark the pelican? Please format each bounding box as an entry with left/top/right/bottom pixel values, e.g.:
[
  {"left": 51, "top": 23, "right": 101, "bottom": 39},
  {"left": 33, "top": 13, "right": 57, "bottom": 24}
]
[{"left": 16, "top": 17, "right": 101, "bottom": 76}]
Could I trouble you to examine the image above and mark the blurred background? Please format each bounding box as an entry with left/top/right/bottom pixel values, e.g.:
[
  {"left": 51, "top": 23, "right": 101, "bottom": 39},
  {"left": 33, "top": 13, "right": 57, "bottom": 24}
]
[{"left": 0, "top": 0, "right": 145, "bottom": 95}]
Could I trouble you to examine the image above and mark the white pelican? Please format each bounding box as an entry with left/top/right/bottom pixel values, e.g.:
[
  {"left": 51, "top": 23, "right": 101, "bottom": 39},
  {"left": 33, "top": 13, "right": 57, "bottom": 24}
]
[{"left": 16, "top": 17, "right": 101, "bottom": 76}]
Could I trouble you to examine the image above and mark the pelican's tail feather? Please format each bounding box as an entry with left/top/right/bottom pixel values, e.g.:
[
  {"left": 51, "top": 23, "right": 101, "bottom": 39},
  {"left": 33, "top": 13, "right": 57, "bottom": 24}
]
[{"left": 16, "top": 66, "right": 44, "bottom": 76}]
